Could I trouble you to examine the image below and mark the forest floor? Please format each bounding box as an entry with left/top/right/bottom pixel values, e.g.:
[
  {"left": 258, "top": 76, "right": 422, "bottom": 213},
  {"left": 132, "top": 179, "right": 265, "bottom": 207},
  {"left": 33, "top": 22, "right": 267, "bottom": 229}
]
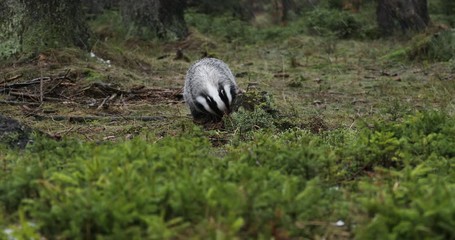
[
  {"left": 1, "top": 13, "right": 455, "bottom": 239},
  {"left": 1, "top": 28, "right": 454, "bottom": 141}
]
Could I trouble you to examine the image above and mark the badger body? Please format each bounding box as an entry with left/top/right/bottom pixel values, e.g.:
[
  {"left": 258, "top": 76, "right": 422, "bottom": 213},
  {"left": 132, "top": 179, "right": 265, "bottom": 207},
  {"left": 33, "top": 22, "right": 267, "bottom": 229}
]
[{"left": 183, "top": 58, "right": 238, "bottom": 122}]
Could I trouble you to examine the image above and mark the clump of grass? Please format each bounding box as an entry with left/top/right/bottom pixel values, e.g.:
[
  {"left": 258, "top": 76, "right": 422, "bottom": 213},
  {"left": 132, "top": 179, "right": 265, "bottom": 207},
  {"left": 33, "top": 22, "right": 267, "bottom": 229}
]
[
  {"left": 383, "top": 29, "right": 455, "bottom": 62},
  {"left": 287, "top": 75, "right": 308, "bottom": 88}
]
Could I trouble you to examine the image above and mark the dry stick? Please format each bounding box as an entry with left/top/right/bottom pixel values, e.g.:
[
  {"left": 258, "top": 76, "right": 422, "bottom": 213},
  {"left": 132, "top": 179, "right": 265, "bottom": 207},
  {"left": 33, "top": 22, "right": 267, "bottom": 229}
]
[
  {"left": 0, "top": 74, "right": 23, "bottom": 85},
  {"left": 0, "top": 77, "right": 51, "bottom": 92},
  {"left": 97, "top": 96, "right": 110, "bottom": 110},
  {"left": 9, "top": 91, "right": 62, "bottom": 102},
  {"left": 43, "top": 73, "right": 73, "bottom": 96},
  {"left": 53, "top": 126, "right": 75, "bottom": 137},
  {"left": 0, "top": 100, "right": 41, "bottom": 106},
  {"left": 32, "top": 114, "right": 167, "bottom": 122},
  {"left": 40, "top": 68, "right": 44, "bottom": 103}
]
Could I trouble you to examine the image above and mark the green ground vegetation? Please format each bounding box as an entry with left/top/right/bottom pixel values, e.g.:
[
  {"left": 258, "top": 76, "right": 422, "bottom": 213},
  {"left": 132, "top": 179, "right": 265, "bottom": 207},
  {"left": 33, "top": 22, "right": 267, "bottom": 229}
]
[
  {"left": 1, "top": 3, "right": 455, "bottom": 239},
  {"left": 1, "top": 112, "right": 455, "bottom": 239}
]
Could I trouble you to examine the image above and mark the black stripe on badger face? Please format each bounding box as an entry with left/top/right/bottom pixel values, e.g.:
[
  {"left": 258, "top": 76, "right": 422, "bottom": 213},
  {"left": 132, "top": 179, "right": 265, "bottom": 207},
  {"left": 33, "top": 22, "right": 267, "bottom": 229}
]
[
  {"left": 230, "top": 85, "right": 237, "bottom": 102},
  {"left": 206, "top": 95, "right": 225, "bottom": 117},
  {"left": 196, "top": 93, "right": 224, "bottom": 117},
  {"left": 218, "top": 87, "right": 231, "bottom": 113},
  {"left": 194, "top": 101, "right": 210, "bottom": 115}
]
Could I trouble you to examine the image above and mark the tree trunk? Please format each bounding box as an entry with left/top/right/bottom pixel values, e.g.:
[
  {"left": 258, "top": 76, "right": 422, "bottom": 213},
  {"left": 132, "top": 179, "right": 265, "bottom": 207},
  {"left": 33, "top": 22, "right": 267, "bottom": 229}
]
[
  {"left": 119, "top": 0, "right": 187, "bottom": 40},
  {"left": 377, "top": 0, "right": 429, "bottom": 36},
  {"left": 81, "top": 0, "right": 119, "bottom": 16},
  {"left": 0, "top": 0, "right": 90, "bottom": 59}
]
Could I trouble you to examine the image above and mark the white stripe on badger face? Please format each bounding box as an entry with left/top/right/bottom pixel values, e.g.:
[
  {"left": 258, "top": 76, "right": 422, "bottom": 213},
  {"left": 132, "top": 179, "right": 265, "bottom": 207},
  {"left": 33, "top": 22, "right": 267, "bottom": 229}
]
[
  {"left": 195, "top": 96, "right": 216, "bottom": 115},
  {"left": 223, "top": 84, "right": 232, "bottom": 104},
  {"left": 207, "top": 85, "right": 227, "bottom": 112}
]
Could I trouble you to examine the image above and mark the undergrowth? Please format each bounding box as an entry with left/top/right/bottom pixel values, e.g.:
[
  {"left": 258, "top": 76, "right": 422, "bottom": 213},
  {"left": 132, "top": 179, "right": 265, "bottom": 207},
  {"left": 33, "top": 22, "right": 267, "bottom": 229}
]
[{"left": 1, "top": 111, "right": 455, "bottom": 239}]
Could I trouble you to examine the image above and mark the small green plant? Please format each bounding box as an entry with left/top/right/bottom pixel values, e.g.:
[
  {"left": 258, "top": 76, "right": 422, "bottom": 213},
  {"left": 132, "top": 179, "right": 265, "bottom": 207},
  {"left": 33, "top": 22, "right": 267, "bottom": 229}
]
[
  {"left": 424, "top": 29, "right": 455, "bottom": 61},
  {"left": 384, "top": 30, "right": 455, "bottom": 62},
  {"left": 225, "top": 107, "right": 276, "bottom": 133},
  {"left": 336, "top": 111, "right": 455, "bottom": 180},
  {"left": 228, "top": 130, "right": 336, "bottom": 179},
  {"left": 185, "top": 11, "right": 255, "bottom": 43},
  {"left": 355, "top": 163, "right": 455, "bottom": 239},
  {"left": 305, "top": 8, "right": 362, "bottom": 39},
  {"left": 287, "top": 75, "right": 308, "bottom": 88},
  {"left": 225, "top": 90, "right": 281, "bottom": 137}
]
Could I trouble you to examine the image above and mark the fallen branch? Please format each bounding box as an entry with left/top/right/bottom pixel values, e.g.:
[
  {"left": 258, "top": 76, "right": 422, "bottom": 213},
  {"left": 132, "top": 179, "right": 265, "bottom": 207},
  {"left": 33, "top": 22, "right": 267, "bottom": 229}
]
[
  {"left": 8, "top": 91, "right": 62, "bottom": 102},
  {"left": 0, "top": 72, "right": 72, "bottom": 93},
  {"left": 0, "top": 74, "right": 23, "bottom": 85},
  {"left": 32, "top": 114, "right": 166, "bottom": 122},
  {"left": 0, "top": 100, "right": 41, "bottom": 106},
  {"left": 0, "top": 77, "right": 51, "bottom": 93},
  {"left": 81, "top": 82, "right": 130, "bottom": 96}
]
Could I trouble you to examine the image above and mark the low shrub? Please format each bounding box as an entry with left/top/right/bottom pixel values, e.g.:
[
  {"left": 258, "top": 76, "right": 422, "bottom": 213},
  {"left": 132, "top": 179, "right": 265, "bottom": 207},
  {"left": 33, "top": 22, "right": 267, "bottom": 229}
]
[
  {"left": 355, "top": 162, "right": 455, "bottom": 239},
  {"left": 337, "top": 111, "right": 455, "bottom": 180},
  {"left": 185, "top": 11, "right": 256, "bottom": 43},
  {"left": 0, "top": 130, "right": 343, "bottom": 239},
  {"left": 2, "top": 111, "right": 455, "bottom": 239},
  {"left": 305, "top": 8, "right": 362, "bottom": 39},
  {"left": 384, "top": 30, "right": 455, "bottom": 62}
]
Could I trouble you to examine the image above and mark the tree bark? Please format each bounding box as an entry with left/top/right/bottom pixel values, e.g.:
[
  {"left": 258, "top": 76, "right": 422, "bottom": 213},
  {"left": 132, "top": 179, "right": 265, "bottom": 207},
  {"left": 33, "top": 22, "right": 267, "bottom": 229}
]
[
  {"left": 81, "top": 0, "right": 118, "bottom": 16},
  {"left": 119, "top": 0, "right": 188, "bottom": 40},
  {"left": 377, "top": 0, "right": 429, "bottom": 36},
  {"left": 0, "top": 0, "right": 91, "bottom": 59}
]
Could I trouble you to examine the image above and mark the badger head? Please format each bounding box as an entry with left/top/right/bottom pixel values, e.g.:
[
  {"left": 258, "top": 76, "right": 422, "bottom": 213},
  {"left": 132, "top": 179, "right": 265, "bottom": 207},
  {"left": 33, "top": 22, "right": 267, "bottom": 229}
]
[{"left": 194, "top": 83, "right": 237, "bottom": 119}]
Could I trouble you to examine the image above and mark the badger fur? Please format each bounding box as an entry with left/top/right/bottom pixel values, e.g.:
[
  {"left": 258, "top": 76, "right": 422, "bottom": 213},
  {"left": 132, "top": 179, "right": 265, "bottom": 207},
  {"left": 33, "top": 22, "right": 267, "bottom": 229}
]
[{"left": 183, "top": 58, "right": 239, "bottom": 122}]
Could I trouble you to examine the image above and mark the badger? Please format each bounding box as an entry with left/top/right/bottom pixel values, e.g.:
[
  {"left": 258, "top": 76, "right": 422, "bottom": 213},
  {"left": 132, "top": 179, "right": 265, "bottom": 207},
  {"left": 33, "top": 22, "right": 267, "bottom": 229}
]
[{"left": 183, "top": 58, "right": 239, "bottom": 122}]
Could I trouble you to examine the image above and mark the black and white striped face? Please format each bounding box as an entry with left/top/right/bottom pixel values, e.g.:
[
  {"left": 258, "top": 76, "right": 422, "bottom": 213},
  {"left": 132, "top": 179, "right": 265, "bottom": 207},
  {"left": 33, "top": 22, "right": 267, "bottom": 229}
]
[{"left": 194, "top": 84, "right": 236, "bottom": 118}]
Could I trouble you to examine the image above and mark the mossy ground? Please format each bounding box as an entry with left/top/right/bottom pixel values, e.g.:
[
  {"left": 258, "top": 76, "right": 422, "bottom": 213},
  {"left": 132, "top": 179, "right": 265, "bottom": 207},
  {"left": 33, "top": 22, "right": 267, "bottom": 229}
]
[{"left": 2, "top": 31, "right": 454, "bottom": 140}]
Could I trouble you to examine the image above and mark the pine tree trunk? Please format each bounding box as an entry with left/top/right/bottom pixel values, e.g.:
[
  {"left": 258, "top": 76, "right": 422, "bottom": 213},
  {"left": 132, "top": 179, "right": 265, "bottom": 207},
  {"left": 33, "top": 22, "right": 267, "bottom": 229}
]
[
  {"left": 377, "top": 0, "right": 429, "bottom": 36},
  {"left": 119, "top": 0, "right": 187, "bottom": 40},
  {"left": 0, "top": 0, "right": 90, "bottom": 59}
]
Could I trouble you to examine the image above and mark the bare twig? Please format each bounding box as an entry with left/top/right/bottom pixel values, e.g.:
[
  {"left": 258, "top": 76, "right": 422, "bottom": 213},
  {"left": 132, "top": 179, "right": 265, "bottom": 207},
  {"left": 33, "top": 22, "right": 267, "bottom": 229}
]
[
  {"left": 0, "top": 77, "right": 51, "bottom": 93},
  {"left": 63, "top": 69, "right": 71, "bottom": 78},
  {"left": 0, "top": 100, "right": 41, "bottom": 106},
  {"left": 40, "top": 76, "right": 44, "bottom": 103},
  {"left": 32, "top": 114, "right": 166, "bottom": 122},
  {"left": 9, "top": 91, "right": 62, "bottom": 102},
  {"left": 0, "top": 74, "right": 23, "bottom": 85},
  {"left": 44, "top": 75, "right": 72, "bottom": 96},
  {"left": 97, "top": 93, "right": 117, "bottom": 110}
]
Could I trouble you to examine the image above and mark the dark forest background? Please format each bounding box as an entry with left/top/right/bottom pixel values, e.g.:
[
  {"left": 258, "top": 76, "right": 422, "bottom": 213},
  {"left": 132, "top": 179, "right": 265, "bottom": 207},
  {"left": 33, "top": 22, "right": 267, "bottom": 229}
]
[{"left": 1, "top": 0, "right": 453, "bottom": 59}]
